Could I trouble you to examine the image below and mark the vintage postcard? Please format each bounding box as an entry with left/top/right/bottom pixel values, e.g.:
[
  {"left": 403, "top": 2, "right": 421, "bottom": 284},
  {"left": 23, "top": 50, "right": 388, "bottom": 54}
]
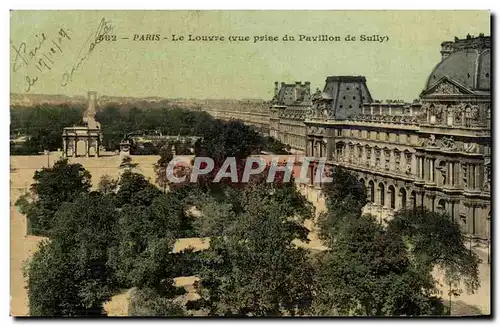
[{"left": 10, "top": 10, "right": 491, "bottom": 317}]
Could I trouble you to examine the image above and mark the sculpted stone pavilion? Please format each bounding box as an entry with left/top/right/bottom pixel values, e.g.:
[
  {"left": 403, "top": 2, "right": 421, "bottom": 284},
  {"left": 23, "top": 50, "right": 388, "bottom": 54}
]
[
  {"left": 269, "top": 34, "right": 491, "bottom": 244},
  {"left": 202, "top": 34, "right": 491, "bottom": 246}
]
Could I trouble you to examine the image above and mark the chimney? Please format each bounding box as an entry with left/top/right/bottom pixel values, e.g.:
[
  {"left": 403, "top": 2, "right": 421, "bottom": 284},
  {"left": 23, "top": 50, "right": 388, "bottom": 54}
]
[
  {"left": 304, "top": 81, "right": 311, "bottom": 93},
  {"left": 274, "top": 81, "right": 279, "bottom": 96},
  {"left": 440, "top": 41, "right": 454, "bottom": 60},
  {"left": 295, "top": 81, "right": 302, "bottom": 101}
]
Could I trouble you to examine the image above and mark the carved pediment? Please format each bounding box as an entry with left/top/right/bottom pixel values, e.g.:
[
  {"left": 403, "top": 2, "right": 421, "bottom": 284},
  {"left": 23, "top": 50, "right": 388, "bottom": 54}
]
[{"left": 421, "top": 77, "right": 474, "bottom": 97}]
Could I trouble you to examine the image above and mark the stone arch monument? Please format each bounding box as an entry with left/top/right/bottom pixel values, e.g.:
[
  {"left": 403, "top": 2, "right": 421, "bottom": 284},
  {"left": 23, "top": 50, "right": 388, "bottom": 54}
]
[{"left": 62, "top": 91, "right": 102, "bottom": 157}]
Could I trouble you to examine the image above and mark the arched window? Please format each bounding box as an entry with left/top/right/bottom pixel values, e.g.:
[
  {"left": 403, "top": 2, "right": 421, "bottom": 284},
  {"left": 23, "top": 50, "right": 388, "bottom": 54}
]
[
  {"left": 368, "top": 180, "right": 375, "bottom": 203},
  {"left": 388, "top": 185, "right": 396, "bottom": 209},
  {"left": 378, "top": 183, "right": 385, "bottom": 206},
  {"left": 399, "top": 188, "right": 407, "bottom": 209}
]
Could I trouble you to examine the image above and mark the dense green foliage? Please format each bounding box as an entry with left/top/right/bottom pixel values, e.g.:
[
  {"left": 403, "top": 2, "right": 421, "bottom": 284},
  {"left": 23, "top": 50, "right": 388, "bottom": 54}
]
[
  {"left": 18, "top": 108, "right": 480, "bottom": 317},
  {"left": 11, "top": 104, "right": 290, "bottom": 155},
  {"left": 313, "top": 215, "right": 444, "bottom": 316},
  {"left": 388, "top": 208, "right": 481, "bottom": 293},
  {"left": 95, "top": 106, "right": 216, "bottom": 151},
  {"left": 128, "top": 288, "right": 185, "bottom": 316},
  {"left": 16, "top": 158, "right": 91, "bottom": 236},
  {"left": 11, "top": 104, "right": 84, "bottom": 154},
  {"left": 25, "top": 193, "right": 119, "bottom": 316},
  {"left": 313, "top": 168, "right": 479, "bottom": 316}
]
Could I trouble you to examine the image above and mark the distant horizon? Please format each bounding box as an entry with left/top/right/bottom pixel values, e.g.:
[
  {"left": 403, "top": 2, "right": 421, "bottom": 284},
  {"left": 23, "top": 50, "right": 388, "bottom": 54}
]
[{"left": 10, "top": 92, "right": 269, "bottom": 102}]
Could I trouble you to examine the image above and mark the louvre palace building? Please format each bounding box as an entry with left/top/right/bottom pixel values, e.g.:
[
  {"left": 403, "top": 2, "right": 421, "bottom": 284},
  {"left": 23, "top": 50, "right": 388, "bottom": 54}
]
[
  {"left": 268, "top": 33, "right": 492, "bottom": 244},
  {"left": 204, "top": 34, "right": 491, "bottom": 244}
]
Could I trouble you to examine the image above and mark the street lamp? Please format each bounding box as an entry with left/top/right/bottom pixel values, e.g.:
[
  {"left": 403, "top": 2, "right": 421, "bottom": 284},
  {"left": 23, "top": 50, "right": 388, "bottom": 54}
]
[
  {"left": 44, "top": 150, "right": 50, "bottom": 168},
  {"left": 487, "top": 215, "right": 491, "bottom": 264}
]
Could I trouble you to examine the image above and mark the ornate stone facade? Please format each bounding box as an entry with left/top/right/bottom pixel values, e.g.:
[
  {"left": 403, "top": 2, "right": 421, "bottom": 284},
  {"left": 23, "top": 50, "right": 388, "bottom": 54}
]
[
  {"left": 269, "top": 81, "right": 311, "bottom": 151},
  {"left": 301, "top": 35, "right": 491, "bottom": 243},
  {"left": 196, "top": 34, "right": 492, "bottom": 243}
]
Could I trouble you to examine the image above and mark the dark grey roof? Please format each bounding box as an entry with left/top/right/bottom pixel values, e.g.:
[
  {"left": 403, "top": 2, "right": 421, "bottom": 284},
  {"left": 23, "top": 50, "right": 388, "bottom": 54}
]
[
  {"left": 273, "top": 83, "right": 312, "bottom": 106},
  {"left": 426, "top": 49, "right": 490, "bottom": 92}
]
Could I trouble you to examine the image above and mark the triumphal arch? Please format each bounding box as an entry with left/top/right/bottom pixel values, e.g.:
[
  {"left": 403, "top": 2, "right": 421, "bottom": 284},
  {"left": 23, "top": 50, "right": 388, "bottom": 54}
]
[{"left": 62, "top": 91, "right": 102, "bottom": 157}]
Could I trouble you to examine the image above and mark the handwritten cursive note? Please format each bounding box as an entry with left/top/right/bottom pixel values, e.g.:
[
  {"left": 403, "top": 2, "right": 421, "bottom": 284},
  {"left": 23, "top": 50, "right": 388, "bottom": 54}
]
[
  {"left": 11, "top": 29, "right": 72, "bottom": 92},
  {"left": 61, "top": 18, "right": 113, "bottom": 87}
]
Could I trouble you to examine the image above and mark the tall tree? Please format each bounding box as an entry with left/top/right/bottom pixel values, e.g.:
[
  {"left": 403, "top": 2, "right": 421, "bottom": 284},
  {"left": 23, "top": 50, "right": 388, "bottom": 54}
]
[
  {"left": 387, "top": 207, "right": 480, "bottom": 293},
  {"left": 25, "top": 193, "right": 120, "bottom": 316},
  {"left": 16, "top": 158, "right": 91, "bottom": 236},
  {"left": 313, "top": 214, "right": 444, "bottom": 316},
  {"left": 188, "top": 176, "right": 314, "bottom": 316},
  {"left": 114, "top": 171, "right": 162, "bottom": 208},
  {"left": 317, "top": 166, "right": 367, "bottom": 242}
]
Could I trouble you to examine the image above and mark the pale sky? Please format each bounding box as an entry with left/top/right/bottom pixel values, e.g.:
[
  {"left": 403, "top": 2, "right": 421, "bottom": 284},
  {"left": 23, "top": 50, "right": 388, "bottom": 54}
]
[{"left": 10, "top": 10, "right": 490, "bottom": 101}]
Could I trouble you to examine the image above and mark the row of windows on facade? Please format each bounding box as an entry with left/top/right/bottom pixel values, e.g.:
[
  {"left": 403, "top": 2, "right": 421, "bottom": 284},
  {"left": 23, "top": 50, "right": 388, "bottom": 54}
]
[
  {"left": 364, "top": 183, "right": 459, "bottom": 222},
  {"left": 281, "top": 134, "right": 306, "bottom": 148},
  {"left": 325, "top": 85, "right": 362, "bottom": 92},
  {"left": 416, "top": 157, "right": 483, "bottom": 189},
  {"left": 335, "top": 145, "right": 483, "bottom": 190},
  {"left": 363, "top": 181, "right": 487, "bottom": 238},
  {"left": 335, "top": 145, "right": 412, "bottom": 173},
  {"left": 426, "top": 108, "right": 485, "bottom": 127},
  {"left": 280, "top": 124, "right": 304, "bottom": 134},
  {"left": 336, "top": 129, "right": 414, "bottom": 145}
]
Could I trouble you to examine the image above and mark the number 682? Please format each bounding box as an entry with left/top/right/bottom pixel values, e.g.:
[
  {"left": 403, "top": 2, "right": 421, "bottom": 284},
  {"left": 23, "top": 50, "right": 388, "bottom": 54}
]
[{"left": 97, "top": 35, "right": 117, "bottom": 42}]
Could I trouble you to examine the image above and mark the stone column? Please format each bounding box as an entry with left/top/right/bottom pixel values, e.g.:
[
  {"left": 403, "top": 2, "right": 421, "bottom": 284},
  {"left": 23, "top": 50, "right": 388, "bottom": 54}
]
[
  {"left": 445, "top": 199, "right": 453, "bottom": 218},
  {"left": 422, "top": 158, "right": 428, "bottom": 180},
  {"left": 73, "top": 137, "right": 77, "bottom": 157},
  {"left": 475, "top": 164, "right": 481, "bottom": 190},
  {"left": 470, "top": 205, "right": 476, "bottom": 237},
  {"left": 451, "top": 200, "right": 458, "bottom": 222},
  {"left": 417, "top": 157, "right": 422, "bottom": 178},
  {"left": 449, "top": 162, "right": 454, "bottom": 186},
  {"left": 85, "top": 139, "right": 90, "bottom": 157},
  {"left": 62, "top": 137, "right": 67, "bottom": 157},
  {"left": 430, "top": 159, "right": 435, "bottom": 182},
  {"left": 468, "top": 164, "right": 474, "bottom": 189}
]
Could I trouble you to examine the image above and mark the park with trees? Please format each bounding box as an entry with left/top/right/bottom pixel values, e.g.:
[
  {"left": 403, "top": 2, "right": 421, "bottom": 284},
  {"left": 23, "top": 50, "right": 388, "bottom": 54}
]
[{"left": 14, "top": 106, "right": 482, "bottom": 316}]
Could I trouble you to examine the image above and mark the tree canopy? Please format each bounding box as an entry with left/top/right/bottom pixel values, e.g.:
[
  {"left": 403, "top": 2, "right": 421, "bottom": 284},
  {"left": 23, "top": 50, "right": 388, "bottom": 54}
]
[
  {"left": 16, "top": 158, "right": 91, "bottom": 236},
  {"left": 16, "top": 107, "right": 482, "bottom": 317}
]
